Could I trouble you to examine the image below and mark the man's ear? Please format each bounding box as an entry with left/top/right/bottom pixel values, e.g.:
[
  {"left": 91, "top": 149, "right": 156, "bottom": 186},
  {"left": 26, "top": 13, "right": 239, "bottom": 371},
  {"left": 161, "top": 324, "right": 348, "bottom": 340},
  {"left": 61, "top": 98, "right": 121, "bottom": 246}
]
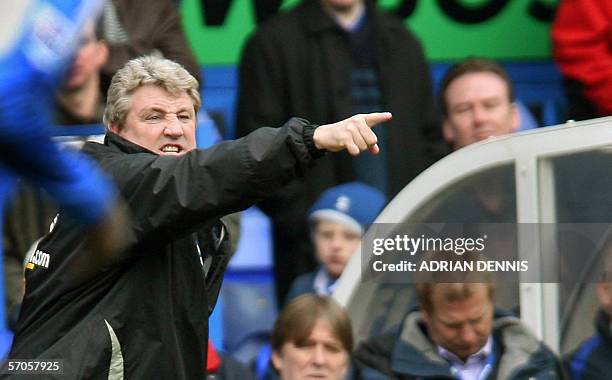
[
  {"left": 271, "top": 350, "right": 282, "bottom": 371},
  {"left": 108, "top": 123, "right": 121, "bottom": 134},
  {"left": 596, "top": 282, "right": 612, "bottom": 311},
  {"left": 420, "top": 304, "right": 432, "bottom": 325},
  {"left": 510, "top": 103, "right": 520, "bottom": 132}
]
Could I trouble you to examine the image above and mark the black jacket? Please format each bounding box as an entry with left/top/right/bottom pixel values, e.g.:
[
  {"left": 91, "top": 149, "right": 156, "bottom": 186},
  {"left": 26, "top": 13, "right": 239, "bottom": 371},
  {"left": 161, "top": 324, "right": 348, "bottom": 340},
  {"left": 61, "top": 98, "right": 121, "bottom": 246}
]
[
  {"left": 237, "top": 0, "right": 444, "bottom": 199},
  {"left": 8, "top": 119, "right": 321, "bottom": 379},
  {"left": 563, "top": 309, "right": 612, "bottom": 380}
]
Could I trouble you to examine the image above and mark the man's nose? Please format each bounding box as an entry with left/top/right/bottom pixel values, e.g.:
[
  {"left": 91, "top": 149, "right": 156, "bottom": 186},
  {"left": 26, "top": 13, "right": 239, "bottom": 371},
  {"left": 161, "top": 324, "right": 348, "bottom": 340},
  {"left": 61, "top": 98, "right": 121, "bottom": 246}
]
[
  {"left": 472, "top": 104, "right": 488, "bottom": 124},
  {"left": 460, "top": 326, "right": 477, "bottom": 344},
  {"left": 164, "top": 117, "right": 184, "bottom": 137},
  {"left": 312, "top": 345, "right": 326, "bottom": 366}
]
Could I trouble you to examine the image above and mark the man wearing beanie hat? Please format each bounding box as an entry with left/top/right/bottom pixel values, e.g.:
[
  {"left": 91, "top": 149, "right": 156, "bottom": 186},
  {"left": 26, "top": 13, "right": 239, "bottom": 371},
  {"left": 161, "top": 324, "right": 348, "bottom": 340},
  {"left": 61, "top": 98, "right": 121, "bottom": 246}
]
[{"left": 286, "top": 182, "right": 386, "bottom": 302}]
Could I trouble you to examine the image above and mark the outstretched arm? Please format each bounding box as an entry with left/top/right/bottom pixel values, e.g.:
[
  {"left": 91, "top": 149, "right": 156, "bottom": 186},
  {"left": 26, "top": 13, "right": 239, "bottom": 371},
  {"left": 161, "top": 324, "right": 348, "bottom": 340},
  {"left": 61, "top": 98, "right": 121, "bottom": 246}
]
[
  {"left": 90, "top": 112, "right": 392, "bottom": 250},
  {"left": 314, "top": 112, "right": 392, "bottom": 155}
]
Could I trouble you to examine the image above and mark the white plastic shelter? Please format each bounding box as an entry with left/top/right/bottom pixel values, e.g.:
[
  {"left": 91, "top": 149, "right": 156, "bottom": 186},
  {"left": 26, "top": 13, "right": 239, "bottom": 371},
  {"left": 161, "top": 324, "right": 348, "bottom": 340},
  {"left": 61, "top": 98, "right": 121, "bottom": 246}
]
[{"left": 335, "top": 117, "right": 612, "bottom": 354}]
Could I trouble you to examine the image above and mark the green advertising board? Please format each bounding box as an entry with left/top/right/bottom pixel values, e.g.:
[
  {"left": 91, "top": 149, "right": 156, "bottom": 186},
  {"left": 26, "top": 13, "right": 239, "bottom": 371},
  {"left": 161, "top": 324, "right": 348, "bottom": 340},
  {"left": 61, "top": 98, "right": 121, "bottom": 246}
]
[{"left": 182, "top": 0, "right": 557, "bottom": 65}]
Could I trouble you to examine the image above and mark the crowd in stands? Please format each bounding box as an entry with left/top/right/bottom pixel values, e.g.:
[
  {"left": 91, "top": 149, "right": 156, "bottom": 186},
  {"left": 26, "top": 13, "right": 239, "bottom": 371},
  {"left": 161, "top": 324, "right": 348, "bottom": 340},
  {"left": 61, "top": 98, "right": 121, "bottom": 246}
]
[{"left": 2, "top": 0, "right": 612, "bottom": 379}]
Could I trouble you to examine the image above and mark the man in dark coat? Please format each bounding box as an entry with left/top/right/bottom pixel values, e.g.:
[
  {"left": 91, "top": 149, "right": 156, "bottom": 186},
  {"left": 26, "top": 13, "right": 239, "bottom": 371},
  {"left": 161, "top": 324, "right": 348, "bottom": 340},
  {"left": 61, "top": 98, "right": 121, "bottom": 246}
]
[
  {"left": 8, "top": 55, "right": 391, "bottom": 379},
  {"left": 236, "top": 0, "right": 444, "bottom": 304}
]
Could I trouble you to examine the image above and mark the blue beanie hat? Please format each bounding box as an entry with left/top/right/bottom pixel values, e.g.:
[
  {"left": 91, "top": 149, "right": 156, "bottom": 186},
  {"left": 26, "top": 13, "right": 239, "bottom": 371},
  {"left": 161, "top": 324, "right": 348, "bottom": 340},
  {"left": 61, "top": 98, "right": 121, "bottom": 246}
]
[{"left": 308, "top": 182, "right": 386, "bottom": 234}]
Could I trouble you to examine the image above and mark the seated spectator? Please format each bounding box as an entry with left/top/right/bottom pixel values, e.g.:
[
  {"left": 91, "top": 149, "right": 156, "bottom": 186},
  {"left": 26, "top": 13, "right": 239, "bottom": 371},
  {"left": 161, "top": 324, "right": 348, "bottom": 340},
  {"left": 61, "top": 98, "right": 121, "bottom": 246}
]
[
  {"left": 564, "top": 276, "right": 612, "bottom": 379},
  {"left": 0, "top": 0, "right": 128, "bottom": 356},
  {"left": 439, "top": 58, "right": 520, "bottom": 151},
  {"left": 433, "top": 58, "right": 538, "bottom": 312},
  {"left": 427, "top": 58, "right": 522, "bottom": 224},
  {"left": 270, "top": 295, "right": 353, "bottom": 380},
  {"left": 286, "top": 182, "right": 386, "bottom": 302},
  {"left": 353, "top": 253, "right": 563, "bottom": 379},
  {"left": 3, "top": 17, "right": 109, "bottom": 330}
]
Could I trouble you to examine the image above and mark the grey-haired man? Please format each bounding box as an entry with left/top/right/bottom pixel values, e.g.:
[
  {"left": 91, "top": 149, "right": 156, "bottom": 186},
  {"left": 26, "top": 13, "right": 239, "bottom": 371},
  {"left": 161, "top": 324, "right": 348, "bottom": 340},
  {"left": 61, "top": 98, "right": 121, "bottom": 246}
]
[{"left": 9, "top": 55, "right": 391, "bottom": 379}]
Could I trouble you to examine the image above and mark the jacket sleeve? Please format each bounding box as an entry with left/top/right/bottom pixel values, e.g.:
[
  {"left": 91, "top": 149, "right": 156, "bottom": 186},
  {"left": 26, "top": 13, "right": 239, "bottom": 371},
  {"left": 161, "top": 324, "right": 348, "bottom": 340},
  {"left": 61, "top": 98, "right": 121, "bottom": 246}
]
[
  {"left": 552, "top": 0, "right": 612, "bottom": 115},
  {"left": 235, "top": 29, "right": 289, "bottom": 138},
  {"left": 99, "top": 118, "right": 321, "bottom": 248}
]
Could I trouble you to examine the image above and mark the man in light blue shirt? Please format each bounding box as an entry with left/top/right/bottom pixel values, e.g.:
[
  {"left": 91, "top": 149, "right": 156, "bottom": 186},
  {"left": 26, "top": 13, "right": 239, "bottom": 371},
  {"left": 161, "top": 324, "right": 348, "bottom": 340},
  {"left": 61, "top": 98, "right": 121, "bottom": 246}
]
[{"left": 438, "top": 336, "right": 493, "bottom": 380}]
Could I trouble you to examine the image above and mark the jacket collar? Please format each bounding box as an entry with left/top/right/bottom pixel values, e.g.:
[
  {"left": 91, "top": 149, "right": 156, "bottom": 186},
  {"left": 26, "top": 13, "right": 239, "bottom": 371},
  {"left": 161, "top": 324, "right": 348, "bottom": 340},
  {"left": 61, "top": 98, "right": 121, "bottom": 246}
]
[
  {"left": 390, "top": 311, "right": 455, "bottom": 378},
  {"left": 104, "top": 132, "right": 157, "bottom": 155}
]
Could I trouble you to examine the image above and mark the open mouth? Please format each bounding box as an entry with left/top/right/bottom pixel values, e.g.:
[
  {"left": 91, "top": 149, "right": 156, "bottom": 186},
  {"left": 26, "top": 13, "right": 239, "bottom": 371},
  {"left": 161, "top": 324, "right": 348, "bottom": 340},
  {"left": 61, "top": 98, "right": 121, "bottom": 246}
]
[{"left": 160, "top": 144, "right": 183, "bottom": 155}]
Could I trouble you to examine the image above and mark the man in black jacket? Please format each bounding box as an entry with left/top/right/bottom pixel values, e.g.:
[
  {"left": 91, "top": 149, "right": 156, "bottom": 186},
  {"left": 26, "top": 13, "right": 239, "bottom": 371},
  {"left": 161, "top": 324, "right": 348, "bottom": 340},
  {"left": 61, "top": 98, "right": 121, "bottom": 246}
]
[
  {"left": 237, "top": 0, "right": 444, "bottom": 305},
  {"left": 8, "top": 56, "right": 390, "bottom": 379}
]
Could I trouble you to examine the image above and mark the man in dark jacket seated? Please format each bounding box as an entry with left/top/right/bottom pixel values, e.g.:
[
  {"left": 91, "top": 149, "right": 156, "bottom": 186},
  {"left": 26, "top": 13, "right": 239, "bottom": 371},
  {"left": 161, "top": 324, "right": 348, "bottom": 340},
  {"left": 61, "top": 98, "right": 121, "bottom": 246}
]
[
  {"left": 564, "top": 278, "right": 612, "bottom": 379},
  {"left": 353, "top": 254, "right": 563, "bottom": 379},
  {"left": 8, "top": 55, "right": 391, "bottom": 379}
]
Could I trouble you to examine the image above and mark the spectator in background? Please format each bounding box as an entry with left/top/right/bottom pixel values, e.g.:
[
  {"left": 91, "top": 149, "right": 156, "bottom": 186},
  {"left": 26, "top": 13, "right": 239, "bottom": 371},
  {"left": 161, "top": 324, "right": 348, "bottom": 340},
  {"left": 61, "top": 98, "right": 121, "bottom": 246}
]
[
  {"left": 237, "top": 0, "right": 443, "bottom": 306},
  {"left": 0, "top": 0, "right": 127, "bottom": 355},
  {"left": 56, "top": 19, "right": 109, "bottom": 125},
  {"left": 429, "top": 58, "right": 520, "bottom": 223},
  {"left": 100, "top": 0, "right": 201, "bottom": 92},
  {"left": 564, "top": 257, "right": 612, "bottom": 380},
  {"left": 430, "top": 58, "right": 524, "bottom": 311},
  {"left": 353, "top": 254, "right": 563, "bottom": 379},
  {"left": 3, "top": 18, "right": 110, "bottom": 330},
  {"left": 552, "top": 0, "right": 612, "bottom": 120},
  {"left": 270, "top": 295, "right": 353, "bottom": 380},
  {"left": 439, "top": 58, "right": 519, "bottom": 151},
  {"left": 286, "top": 182, "right": 385, "bottom": 303}
]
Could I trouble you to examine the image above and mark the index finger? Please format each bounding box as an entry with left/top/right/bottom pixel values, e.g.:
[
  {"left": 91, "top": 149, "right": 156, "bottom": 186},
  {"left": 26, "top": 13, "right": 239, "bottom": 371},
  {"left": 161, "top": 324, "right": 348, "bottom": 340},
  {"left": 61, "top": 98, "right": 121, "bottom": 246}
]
[{"left": 364, "top": 112, "right": 393, "bottom": 128}]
